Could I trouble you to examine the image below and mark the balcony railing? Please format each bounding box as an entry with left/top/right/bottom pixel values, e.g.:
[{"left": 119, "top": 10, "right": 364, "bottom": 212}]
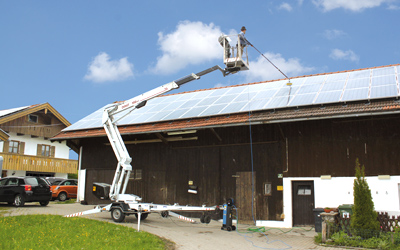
[{"left": 0, "top": 152, "right": 78, "bottom": 174}]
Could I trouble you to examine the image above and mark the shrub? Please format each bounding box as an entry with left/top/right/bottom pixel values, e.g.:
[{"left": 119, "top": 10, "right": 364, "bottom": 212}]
[{"left": 351, "top": 158, "right": 380, "bottom": 238}]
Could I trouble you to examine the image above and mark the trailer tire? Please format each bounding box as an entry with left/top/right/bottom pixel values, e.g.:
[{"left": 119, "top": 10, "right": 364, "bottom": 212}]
[
  {"left": 111, "top": 207, "right": 125, "bottom": 222},
  {"left": 135, "top": 213, "right": 148, "bottom": 221}
]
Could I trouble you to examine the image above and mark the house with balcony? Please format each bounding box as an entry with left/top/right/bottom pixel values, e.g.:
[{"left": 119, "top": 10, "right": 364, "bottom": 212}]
[{"left": 0, "top": 103, "right": 78, "bottom": 178}]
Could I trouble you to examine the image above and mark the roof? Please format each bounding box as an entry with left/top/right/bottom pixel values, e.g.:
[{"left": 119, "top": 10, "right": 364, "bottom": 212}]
[
  {"left": 0, "top": 128, "right": 9, "bottom": 141},
  {"left": 53, "top": 64, "right": 400, "bottom": 140},
  {"left": 0, "top": 103, "right": 71, "bottom": 127}
]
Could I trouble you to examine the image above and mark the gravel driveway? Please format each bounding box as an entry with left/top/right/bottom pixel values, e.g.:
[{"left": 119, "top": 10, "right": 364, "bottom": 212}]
[{"left": 1, "top": 202, "right": 340, "bottom": 250}]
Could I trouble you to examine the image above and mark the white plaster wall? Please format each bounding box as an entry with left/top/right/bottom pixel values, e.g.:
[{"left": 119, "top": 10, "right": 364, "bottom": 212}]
[
  {"left": 6, "top": 170, "right": 26, "bottom": 177},
  {"left": 257, "top": 176, "right": 400, "bottom": 228},
  {"left": 6, "top": 132, "right": 69, "bottom": 159},
  {"left": 54, "top": 172, "right": 68, "bottom": 178}
]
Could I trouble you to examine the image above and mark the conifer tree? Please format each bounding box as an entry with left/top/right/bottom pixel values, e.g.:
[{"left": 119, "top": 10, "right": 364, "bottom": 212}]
[{"left": 350, "top": 158, "right": 379, "bottom": 237}]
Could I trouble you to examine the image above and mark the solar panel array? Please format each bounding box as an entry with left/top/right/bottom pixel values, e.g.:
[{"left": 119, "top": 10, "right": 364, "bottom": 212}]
[{"left": 65, "top": 65, "right": 400, "bottom": 131}]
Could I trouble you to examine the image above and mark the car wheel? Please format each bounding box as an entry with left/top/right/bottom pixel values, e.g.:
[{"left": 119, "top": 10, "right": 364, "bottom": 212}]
[
  {"left": 40, "top": 201, "right": 49, "bottom": 206},
  {"left": 111, "top": 207, "right": 125, "bottom": 222},
  {"left": 58, "top": 192, "right": 67, "bottom": 201},
  {"left": 14, "top": 194, "right": 25, "bottom": 207}
]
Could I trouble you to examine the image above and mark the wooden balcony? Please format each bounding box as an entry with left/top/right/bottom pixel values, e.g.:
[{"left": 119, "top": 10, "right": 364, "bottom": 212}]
[{"left": 0, "top": 153, "right": 78, "bottom": 174}]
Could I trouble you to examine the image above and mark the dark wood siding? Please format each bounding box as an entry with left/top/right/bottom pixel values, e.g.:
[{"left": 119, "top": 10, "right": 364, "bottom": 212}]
[{"left": 78, "top": 113, "right": 400, "bottom": 220}]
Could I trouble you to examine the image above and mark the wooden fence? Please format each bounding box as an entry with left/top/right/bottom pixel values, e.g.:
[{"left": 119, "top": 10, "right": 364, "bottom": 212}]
[{"left": 336, "top": 212, "right": 400, "bottom": 232}]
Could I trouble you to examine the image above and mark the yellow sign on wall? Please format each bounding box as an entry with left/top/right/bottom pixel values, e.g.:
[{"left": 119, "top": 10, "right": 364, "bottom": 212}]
[{"left": 277, "top": 185, "right": 283, "bottom": 191}]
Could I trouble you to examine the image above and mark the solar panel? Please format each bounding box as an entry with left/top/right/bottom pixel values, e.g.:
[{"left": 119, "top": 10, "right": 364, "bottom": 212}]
[
  {"left": 321, "top": 81, "right": 346, "bottom": 92},
  {"left": 341, "top": 88, "right": 369, "bottom": 101},
  {"left": 160, "top": 108, "right": 191, "bottom": 120},
  {"left": 63, "top": 65, "right": 400, "bottom": 132},
  {"left": 253, "top": 89, "right": 279, "bottom": 100},
  {"left": 371, "top": 75, "right": 396, "bottom": 87},
  {"left": 370, "top": 85, "right": 398, "bottom": 99},
  {"left": 372, "top": 67, "right": 395, "bottom": 76},
  {"left": 289, "top": 93, "right": 318, "bottom": 106},
  {"left": 214, "top": 94, "right": 239, "bottom": 104},
  {"left": 297, "top": 84, "right": 322, "bottom": 94},
  {"left": 346, "top": 78, "right": 370, "bottom": 89},
  {"left": 348, "top": 69, "right": 370, "bottom": 79},
  {"left": 326, "top": 72, "right": 348, "bottom": 82},
  {"left": 314, "top": 91, "right": 342, "bottom": 104},
  {"left": 220, "top": 101, "right": 248, "bottom": 114}
]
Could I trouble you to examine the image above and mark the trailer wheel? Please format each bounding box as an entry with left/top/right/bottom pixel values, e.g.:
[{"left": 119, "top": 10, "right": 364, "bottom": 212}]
[
  {"left": 204, "top": 215, "right": 211, "bottom": 224},
  {"left": 111, "top": 207, "right": 125, "bottom": 222},
  {"left": 200, "top": 214, "right": 205, "bottom": 223},
  {"left": 135, "top": 213, "right": 148, "bottom": 221}
]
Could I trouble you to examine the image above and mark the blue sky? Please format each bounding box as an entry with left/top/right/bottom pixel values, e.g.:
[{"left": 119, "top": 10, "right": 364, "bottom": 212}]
[{"left": 1, "top": 0, "right": 399, "bottom": 127}]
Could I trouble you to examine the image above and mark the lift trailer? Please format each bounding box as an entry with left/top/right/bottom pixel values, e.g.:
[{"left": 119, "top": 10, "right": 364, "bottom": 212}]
[{"left": 65, "top": 34, "right": 249, "bottom": 231}]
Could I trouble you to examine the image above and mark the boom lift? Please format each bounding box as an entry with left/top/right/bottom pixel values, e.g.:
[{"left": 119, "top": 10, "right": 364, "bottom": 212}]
[{"left": 65, "top": 34, "right": 249, "bottom": 231}]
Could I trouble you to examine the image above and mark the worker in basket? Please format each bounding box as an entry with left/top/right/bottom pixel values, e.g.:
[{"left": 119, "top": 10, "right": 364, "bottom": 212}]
[{"left": 238, "top": 26, "right": 252, "bottom": 56}]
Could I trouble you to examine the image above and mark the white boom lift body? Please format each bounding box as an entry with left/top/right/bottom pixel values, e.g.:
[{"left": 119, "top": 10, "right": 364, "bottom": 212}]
[{"left": 65, "top": 34, "right": 248, "bottom": 231}]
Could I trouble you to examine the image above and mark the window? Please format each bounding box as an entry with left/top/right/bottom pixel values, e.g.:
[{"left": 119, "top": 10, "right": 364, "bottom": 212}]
[
  {"left": 9, "top": 141, "right": 20, "bottom": 154},
  {"left": 263, "top": 182, "right": 272, "bottom": 196},
  {"left": 129, "top": 169, "right": 142, "bottom": 180},
  {"left": 41, "top": 145, "right": 51, "bottom": 157},
  {"left": 28, "top": 114, "right": 38, "bottom": 123},
  {"left": 6, "top": 178, "right": 19, "bottom": 186},
  {"left": 37, "top": 144, "right": 55, "bottom": 157},
  {"left": 297, "top": 185, "right": 312, "bottom": 195},
  {"left": 0, "top": 178, "right": 7, "bottom": 186}
]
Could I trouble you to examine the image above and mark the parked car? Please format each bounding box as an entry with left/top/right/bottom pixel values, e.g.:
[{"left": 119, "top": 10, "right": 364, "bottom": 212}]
[
  {"left": 51, "top": 179, "right": 78, "bottom": 201},
  {"left": 0, "top": 176, "right": 52, "bottom": 207},
  {"left": 45, "top": 177, "right": 66, "bottom": 185}
]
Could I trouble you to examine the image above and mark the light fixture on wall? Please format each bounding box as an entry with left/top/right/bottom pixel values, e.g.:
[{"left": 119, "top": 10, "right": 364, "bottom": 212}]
[
  {"left": 378, "top": 175, "right": 390, "bottom": 180},
  {"left": 320, "top": 175, "right": 331, "bottom": 180},
  {"left": 167, "top": 130, "right": 197, "bottom": 136}
]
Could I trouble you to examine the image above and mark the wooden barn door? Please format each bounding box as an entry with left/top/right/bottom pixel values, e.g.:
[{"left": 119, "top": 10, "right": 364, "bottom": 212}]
[
  {"left": 236, "top": 171, "right": 256, "bottom": 223},
  {"left": 147, "top": 171, "right": 167, "bottom": 204},
  {"left": 292, "top": 181, "right": 315, "bottom": 226}
]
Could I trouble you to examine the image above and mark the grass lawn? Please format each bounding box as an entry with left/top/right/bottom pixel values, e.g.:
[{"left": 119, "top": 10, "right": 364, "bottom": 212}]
[{"left": 0, "top": 214, "right": 172, "bottom": 249}]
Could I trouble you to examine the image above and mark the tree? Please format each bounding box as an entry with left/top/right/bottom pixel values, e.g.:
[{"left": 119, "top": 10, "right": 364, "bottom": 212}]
[{"left": 351, "top": 158, "right": 379, "bottom": 237}]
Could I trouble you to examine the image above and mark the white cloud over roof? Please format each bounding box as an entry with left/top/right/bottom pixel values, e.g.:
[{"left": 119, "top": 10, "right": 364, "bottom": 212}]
[
  {"left": 330, "top": 49, "right": 360, "bottom": 62},
  {"left": 279, "top": 3, "right": 293, "bottom": 11},
  {"left": 151, "top": 21, "right": 223, "bottom": 75},
  {"left": 244, "top": 52, "right": 314, "bottom": 82},
  {"left": 84, "top": 52, "right": 134, "bottom": 83}
]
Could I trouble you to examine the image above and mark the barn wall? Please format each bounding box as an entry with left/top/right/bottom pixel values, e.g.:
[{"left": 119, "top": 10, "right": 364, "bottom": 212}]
[
  {"left": 78, "top": 114, "right": 400, "bottom": 222},
  {"left": 80, "top": 124, "right": 284, "bottom": 221}
]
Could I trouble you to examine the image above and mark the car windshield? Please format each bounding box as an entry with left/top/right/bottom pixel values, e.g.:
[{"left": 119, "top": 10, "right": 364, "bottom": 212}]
[{"left": 25, "top": 178, "right": 39, "bottom": 185}]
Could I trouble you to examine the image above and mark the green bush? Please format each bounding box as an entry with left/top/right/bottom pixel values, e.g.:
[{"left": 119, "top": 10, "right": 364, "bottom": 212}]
[{"left": 351, "top": 158, "right": 380, "bottom": 238}]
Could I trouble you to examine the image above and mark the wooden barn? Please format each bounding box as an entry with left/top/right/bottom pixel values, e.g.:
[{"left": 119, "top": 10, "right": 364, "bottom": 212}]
[{"left": 52, "top": 64, "right": 400, "bottom": 227}]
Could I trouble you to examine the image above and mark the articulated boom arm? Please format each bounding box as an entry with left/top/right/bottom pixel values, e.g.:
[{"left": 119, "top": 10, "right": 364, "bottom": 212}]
[{"left": 103, "top": 65, "right": 227, "bottom": 201}]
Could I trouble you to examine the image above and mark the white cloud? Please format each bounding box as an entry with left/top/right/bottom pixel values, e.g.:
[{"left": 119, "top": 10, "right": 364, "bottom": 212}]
[
  {"left": 244, "top": 52, "right": 314, "bottom": 82},
  {"left": 323, "top": 29, "right": 346, "bottom": 40},
  {"left": 152, "top": 21, "right": 224, "bottom": 75},
  {"left": 388, "top": 4, "right": 400, "bottom": 9},
  {"left": 84, "top": 52, "right": 134, "bottom": 83},
  {"left": 279, "top": 3, "right": 293, "bottom": 11},
  {"left": 312, "top": 0, "right": 393, "bottom": 12},
  {"left": 329, "top": 49, "right": 360, "bottom": 62}
]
